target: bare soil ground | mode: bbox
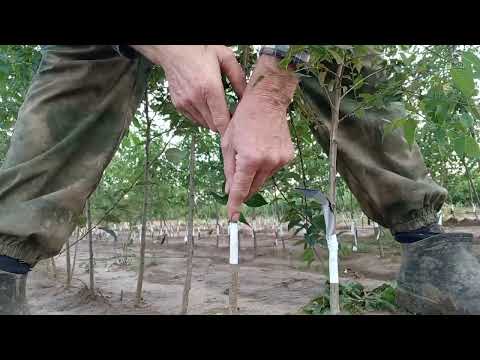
[26,220,480,315]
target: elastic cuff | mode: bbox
[390,208,439,233]
[0,236,41,267]
[0,255,31,274]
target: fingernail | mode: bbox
[230,212,240,222]
[225,181,230,194]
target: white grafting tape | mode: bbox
[229,222,239,265]
[327,234,339,284]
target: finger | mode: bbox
[227,156,258,222]
[181,107,208,129]
[222,142,235,194]
[217,48,247,99]
[206,77,231,135]
[246,169,271,200]
[195,101,217,132]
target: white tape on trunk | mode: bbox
[327,234,339,284]
[229,222,239,265]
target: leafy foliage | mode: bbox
[303,281,397,314]
[0,45,478,255]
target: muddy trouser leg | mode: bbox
[0,45,151,266]
[299,76,447,234]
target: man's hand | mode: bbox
[131,45,246,135]
[221,55,299,221]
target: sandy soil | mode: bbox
[25,222,480,315]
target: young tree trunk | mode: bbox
[462,157,479,221]
[327,62,344,315]
[71,227,80,282]
[87,199,95,297]
[374,223,384,258]
[51,257,57,280]
[215,210,220,248]
[65,234,71,288]
[136,91,152,305]
[252,227,257,258]
[181,134,196,314]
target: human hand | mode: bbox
[131,45,246,135]
[221,55,299,221]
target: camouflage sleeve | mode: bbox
[112,45,138,59]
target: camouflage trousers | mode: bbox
[0,45,446,265]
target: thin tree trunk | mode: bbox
[71,227,80,282]
[462,157,480,220]
[327,62,344,315]
[181,134,196,314]
[374,223,384,258]
[253,228,257,258]
[136,91,152,305]
[51,257,57,280]
[462,157,479,220]
[65,234,71,288]
[87,199,95,297]
[215,209,220,248]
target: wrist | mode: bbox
[129,45,170,66]
[247,55,299,109]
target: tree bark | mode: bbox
[71,227,80,282]
[327,62,344,315]
[136,91,152,305]
[462,157,479,221]
[65,234,71,288]
[181,134,196,314]
[87,199,95,297]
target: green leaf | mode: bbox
[0,63,9,74]
[239,212,250,227]
[131,116,142,130]
[288,216,302,231]
[244,193,268,207]
[454,137,466,157]
[165,148,186,163]
[354,108,366,119]
[463,51,480,78]
[451,65,475,98]
[283,172,302,182]
[465,135,480,158]
[460,113,474,129]
[302,247,315,265]
[403,118,417,149]
[209,192,228,205]
[311,215,326,233]
[327,49,344,65]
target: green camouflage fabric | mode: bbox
[0,45,444,265]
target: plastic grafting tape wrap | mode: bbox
[229,222,239,265]
[327,234,339,284]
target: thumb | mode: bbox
[217,49,247,99]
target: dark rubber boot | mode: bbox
[0,270,29,315]
[396,232,480,314]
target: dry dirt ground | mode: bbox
[26,221,480,315]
